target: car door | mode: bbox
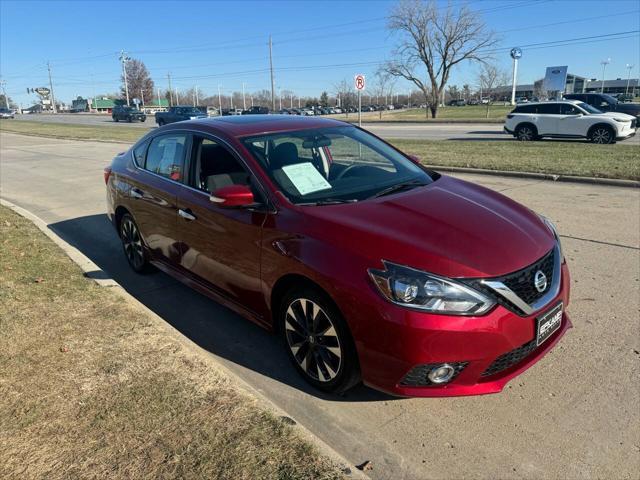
[557,103,587,137]
[127,132,189,264]
[176,134,269,313]
[536,103,560,135]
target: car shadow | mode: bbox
[48,213,397,403]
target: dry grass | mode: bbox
[389,138,640,181]
[0,206,343,480]
[0,119,146,143]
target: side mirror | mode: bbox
[407,154,421,164]
[210,184,255,208]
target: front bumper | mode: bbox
[503,126,514,135]
[349,262,571,397]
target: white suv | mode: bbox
[504,100,637,144]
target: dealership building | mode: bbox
[495,73,638,99]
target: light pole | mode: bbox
[509,47,522,106]
[119,50,131,106]
[600,58,611,93]
[218,85,222,115]
[625,64,634,95]
[242,82,246,110]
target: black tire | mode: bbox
[127,116,132,123]
[113,117,118,122]
[515,123,537,141]
[589,125,616,144]
[279,286,360,394]
[119,213,150,273]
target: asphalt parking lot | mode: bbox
[1,132,639,480]
[11,112,640,144]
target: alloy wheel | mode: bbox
[121,217,144,270]
[284,298,342,382]
[591,128,612,144]
[517,126,533,141]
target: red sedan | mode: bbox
[105,115,571,397]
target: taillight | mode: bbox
[104,166,112,185]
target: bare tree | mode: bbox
[478,63,508,118]
[533,79,547,101]
[383,0,498,118]
[372,71,396,118]
[121,58,154,105]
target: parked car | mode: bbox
[155,106,207,126]
[447,99,466,107]
[467,99,479,105]
[243,106,270,115]
[514,97,529,104]
[563,93,640,119]
[0,107,15,119]
[112,105,146,123]
[504,100,636,144]
[105,115,571,397]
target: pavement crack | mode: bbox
[560,234,639,251]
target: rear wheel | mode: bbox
[127,116,132,123]
[515,124,537,141]
[589,125,615,144]
[279,287,360,394]
[119,213,149,273]
[113,117,118,122]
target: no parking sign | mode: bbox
[354,74,366,91]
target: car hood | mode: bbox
[596,111,637,121]
[302,176,555,278]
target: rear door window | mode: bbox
[537,103,561,114]
[145,134,188,182]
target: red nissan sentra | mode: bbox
[105,115,571,397]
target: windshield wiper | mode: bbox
[370,180,428,199]
[297,198,359,206]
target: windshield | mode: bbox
[577,102,602,114]
[601,94,618,104]
[241,126,434,204]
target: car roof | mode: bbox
[188,114,348,137]
[518,100,582,106]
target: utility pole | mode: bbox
[140,89,145,108]
[600,58,611,93]
[290,93,293,109]
[175,87,179,105]
[157,88,161,108]
[195,85,199,106]
[119,50,131,106]
[47,61,57,113]
[278,87,282,110]
[218,85,222,115]
[268,35,275,111]
[167,73,173,106]
[625,64,634,95]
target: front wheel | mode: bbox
[120,213,150,273]
[590,126,615,144]
[279,287,360,394]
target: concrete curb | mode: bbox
[0,197,370,480]
[432,165,640,188]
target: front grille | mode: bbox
[481,339,537,377]
[399,362,468,386]
[463,248,555,316]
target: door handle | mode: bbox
[178,208,197,221]
[130,187,143,199]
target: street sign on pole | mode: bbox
[355,74,365,126]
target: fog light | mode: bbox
[427,364,456,384]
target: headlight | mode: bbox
[612,117,628,123]
[368,262,495,315]
[539,215,564,262]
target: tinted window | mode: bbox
[537,103,561,114]
[513,104,536,113]
[132,140,148,165]
[191,137,251,193]
[145,134,188,181]
[559,104,580,115]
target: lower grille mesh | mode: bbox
[481,340,537,377]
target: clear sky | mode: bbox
[1,0,639,106]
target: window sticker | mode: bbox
[281,162,332,195]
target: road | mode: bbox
[12,113,640,144]
[1,132,639,480]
